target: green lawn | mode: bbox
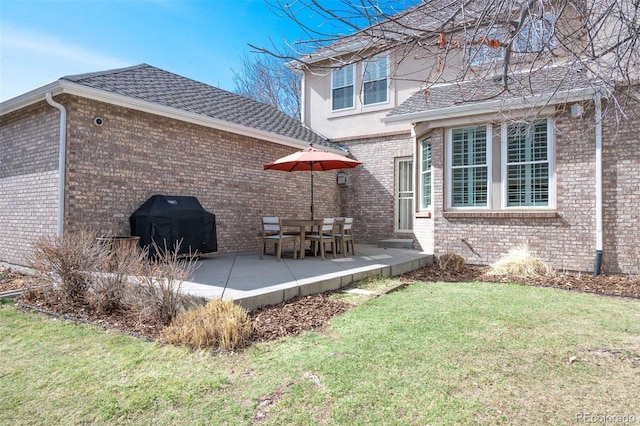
[1,281,638,425]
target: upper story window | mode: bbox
[420,137,432,210]
[515,13,556,53]
[332,64,355,111]
[470,28,504,66]
[448,125,490,207]
[363,55,388,105]
[503,119,552,207]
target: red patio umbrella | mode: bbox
[263,144,362,219]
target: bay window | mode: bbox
[503,120,552,207]
[444,119,553,211]
[448,125,490,208]
[420,137,432,209]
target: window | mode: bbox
[515,13,556,53]
[332,65,354,110]
[420,137,432,209]
[363,55,388,105]
[395,157,413,231]
[444,119,554,211]
[449,125,490,208]
[503,120,551,207]
[470,28,504,66]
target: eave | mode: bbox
[1,80,344,155]
[381,87,597,124]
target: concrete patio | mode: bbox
[182,244,433,310]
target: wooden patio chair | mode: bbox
[260,217,298,261]
[334,217,355,256]
[305,217,336,260]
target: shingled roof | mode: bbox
[62,64,338,149]
[386,64,596,120]
[298,1,517,66]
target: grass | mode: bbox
[1,280,639,425]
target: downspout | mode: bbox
[593,92,603,275]
[45,92,66,237]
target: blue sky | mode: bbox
[0,0,326,102]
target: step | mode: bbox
[377,239,414,249]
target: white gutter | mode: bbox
[382,87,596,124]
[45,92,66,237]
[2,80,346,156]
[593,92,603,275]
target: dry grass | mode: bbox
[487,244,554,278]
[161,298,253,351]
[438,252,466,271]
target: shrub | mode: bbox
[487,245,554,278]
[134,240,198,326]
[438,252,466,271]
[162,298,253,350]
[90,239,148,315]
[29,231,103,305]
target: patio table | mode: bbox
[281,219,321,259]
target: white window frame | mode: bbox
[501,118,556,209]
[470,28,504,66]
[362,54,389,106]
[331,64,355,111]
[446,124,492,210]
[395,156,414,232]
[419,137,433,210]
[515,12,557,53]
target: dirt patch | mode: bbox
[252,382,292,423]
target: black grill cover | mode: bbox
[130,195,217,256]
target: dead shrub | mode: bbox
[29,231,103,305]
[438,252,466,271]
[487,244,554,278]
[162,298,253,350]
[90,240,148,315]
[134,241,198,326]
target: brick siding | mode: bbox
[61,95,340,254]
[340,133,415,245]
[425,100,639,274]
[0,102,60,265]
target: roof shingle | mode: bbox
[63,64,339,149]
[387,64,596,118]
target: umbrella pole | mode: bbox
[310,166,314,220]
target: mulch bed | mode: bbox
[398,264,640,299]
[250,293,351,342]
[2,264,638,346]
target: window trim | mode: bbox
[362,54,390,107]
[331,64,355,112]
[515,12,557,54]
[419,136,433,211]
[446,124,493,210]
[500,118,556,210]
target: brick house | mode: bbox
[0,64,348,266]
[295,2,639,274]
[2,4,638,275]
